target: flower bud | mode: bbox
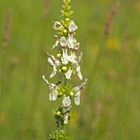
[56,111,61,116]
[57,53,61,58]
[59,92,63,96]
[70,91,74,96]
[62,66,67,72]
[65,18,70,22]
[58,68,62,73]
[63,29,68,35]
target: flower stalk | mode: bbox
[43,0,87,139]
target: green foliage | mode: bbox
[54,106,71,128]
[49,130,69,140]
[61,0,74,19]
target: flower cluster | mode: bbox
[43,0,87,127]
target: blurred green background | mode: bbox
[0,0,140,139]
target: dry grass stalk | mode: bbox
[104,1,120,37]
[92,100,103,129]
[43,0,50,19]
[2,9,12,47]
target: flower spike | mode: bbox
[43,0,87,138]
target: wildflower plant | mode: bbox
[43,0,87,139]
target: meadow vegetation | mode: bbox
[0,0,140,139]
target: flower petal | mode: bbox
[53,21,63,30]
[76,65,83,80]
[61,49,69,65]
[78,52,83,63]
[65,69,73,79]
[64,114,69,124]
[47,53,60,66]
[60,37,67,48]
[68,35,74,49]
[48,57,54,66]
[47,54,60,78]
[62,96,71,107]
[68,52,77,63]
[74,90,80,105]
[42,75,49,84]
[52,40,59,49]
[73,42,80,51]
[68,20,78,33]
[50,68,57,78]
[42,75,59,101]
[49,90,58,101]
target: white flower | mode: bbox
[61,49,69,65]
[74,90,80,105]
[62,96,71,107]
[65,69,73,79]
[75,64,83,80]
[60,37,67,48]
[61,49,77,65]
[47,54,60,78]
[72,86,80,105]
[48,57,57,78]
[64,113,69,124]
[53,21,64,30]
[68,35,75,49]
[68,52,77,63]
[68,20,78,33]
[61,50,83,80]
[61,49,83,80]
[67,35,80,50]
[72,52,83,80]
[49,89,58,101]
[72,79,88,105]
[73,42,80,51]
[42,75,59,101]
